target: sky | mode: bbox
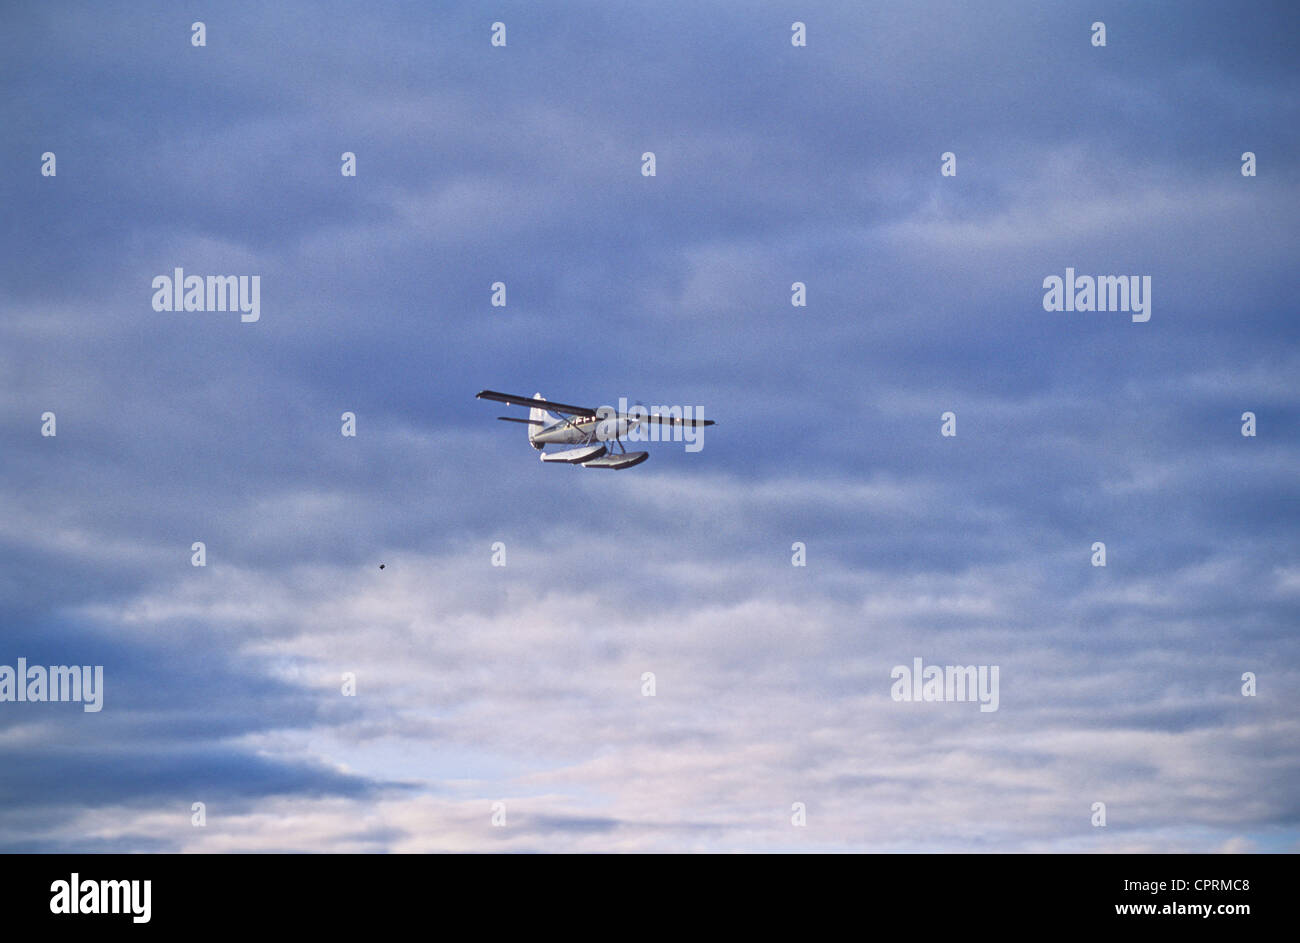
[1,0,1297,852]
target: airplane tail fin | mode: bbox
[528,393,552,450]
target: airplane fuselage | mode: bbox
[532,416,641,445]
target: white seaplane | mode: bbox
[476,389,715,469]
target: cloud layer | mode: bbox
[1,0,1297,852]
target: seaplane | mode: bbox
[476,389,715,469]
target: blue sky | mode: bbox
[1,0,1297,851]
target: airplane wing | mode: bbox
[636,413,716,427]
[476,390,598,417]
[477,390,716,425]
[495,416,548,426]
